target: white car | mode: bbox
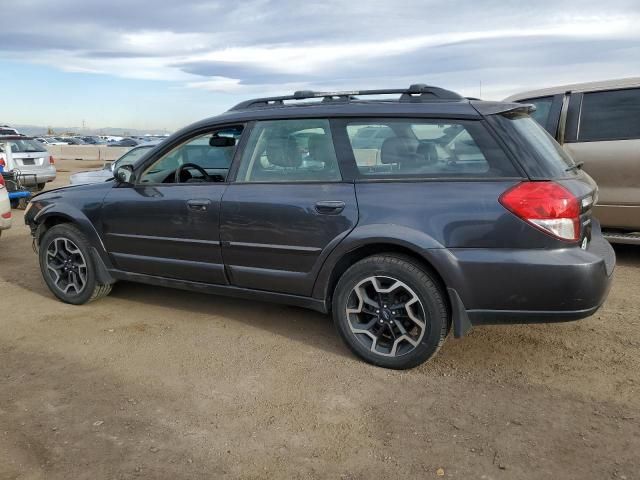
[0,135,56,190]
[36,137,67,146]
[0,174,12,238]
[0,125,19,135]
[69,140,161,185]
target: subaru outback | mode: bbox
[24,85,615,369]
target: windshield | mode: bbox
[494,113,577,178]
[0,138,48,153]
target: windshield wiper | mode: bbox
[23,149,44,153]
[565,161,584,172]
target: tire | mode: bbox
[332,254,450,369]
[36,183,46,192]
[39,224,112,305]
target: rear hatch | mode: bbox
[486,110,598,250]
[1,137,50,170]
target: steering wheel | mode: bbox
[174,163,212,183]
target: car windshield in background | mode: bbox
[493,113,576,178]
[0,138,47,153]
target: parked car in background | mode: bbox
[108,138,139,147]
[60,137,86,145]
[0,125,20,136]
[69,140,161,185]
[0,135,56,190]
[37,137,67,146]
[0,174,11,239]
[76,136,105,145]
[505,77,640,244]
[26,84,614,369]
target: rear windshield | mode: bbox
[493,113,578,179]
[0,138,48,153]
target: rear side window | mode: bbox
[579,88,640,141]
[524,96,554,128]
[344,119,518,178]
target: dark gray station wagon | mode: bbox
[25,85,615,369]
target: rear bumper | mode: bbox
[15,167,57,185]
[432,223,615,333]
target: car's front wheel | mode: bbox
[332,254,450,369]
[39,224,112,305]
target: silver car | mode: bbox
[69,140,161,185]
[0,135,56,190]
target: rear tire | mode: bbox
[332,254,450,369]
[36,183,46,191]
[39,224,112,305]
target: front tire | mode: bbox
[332,255,450,369]
[39,224,112,305]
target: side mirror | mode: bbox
[114,164,135,184]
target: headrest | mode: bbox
[417,142,438,164]
[308,133,332,163]
[380,137,421,165]
[266,136,302,168]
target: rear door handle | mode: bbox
[315,200,346,214]
[187,199,211,212]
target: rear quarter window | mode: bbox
[578,88,640,142]
[342,119,519,179]
[492,113,579,179]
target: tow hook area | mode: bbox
[447,288,473,338]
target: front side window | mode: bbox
[235,119,341,183]
[139,126,243,184]
[579,88,640,141]
[345,119,517,178]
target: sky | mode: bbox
[0,0,639,131]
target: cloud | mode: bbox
[0,0,639,99]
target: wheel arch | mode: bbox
[314,240,449,311]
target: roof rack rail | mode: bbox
[228,84,463,111]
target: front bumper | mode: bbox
[432,222,615,334]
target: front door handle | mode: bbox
[315,200,346,214]
[187,199,211,212]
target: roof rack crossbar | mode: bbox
[229,84,463,111]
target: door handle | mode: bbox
[187,199,211,212]
[315,200,346,214]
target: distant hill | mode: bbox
[8,124,172,137]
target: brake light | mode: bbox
[49,155,55,164]
[0,175,4,188]
[1,211,10,219]
[499,181,580,241]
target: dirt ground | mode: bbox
[1,160,639,480]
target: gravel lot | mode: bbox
[1,161,639,480]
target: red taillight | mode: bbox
[0,175,4,188]
[49,155,55,165]
[1,211,11,219]
[499,181,580,242]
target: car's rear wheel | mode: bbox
[332,254,450,369]
[39,224,112,305]
[36,183,46,191]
